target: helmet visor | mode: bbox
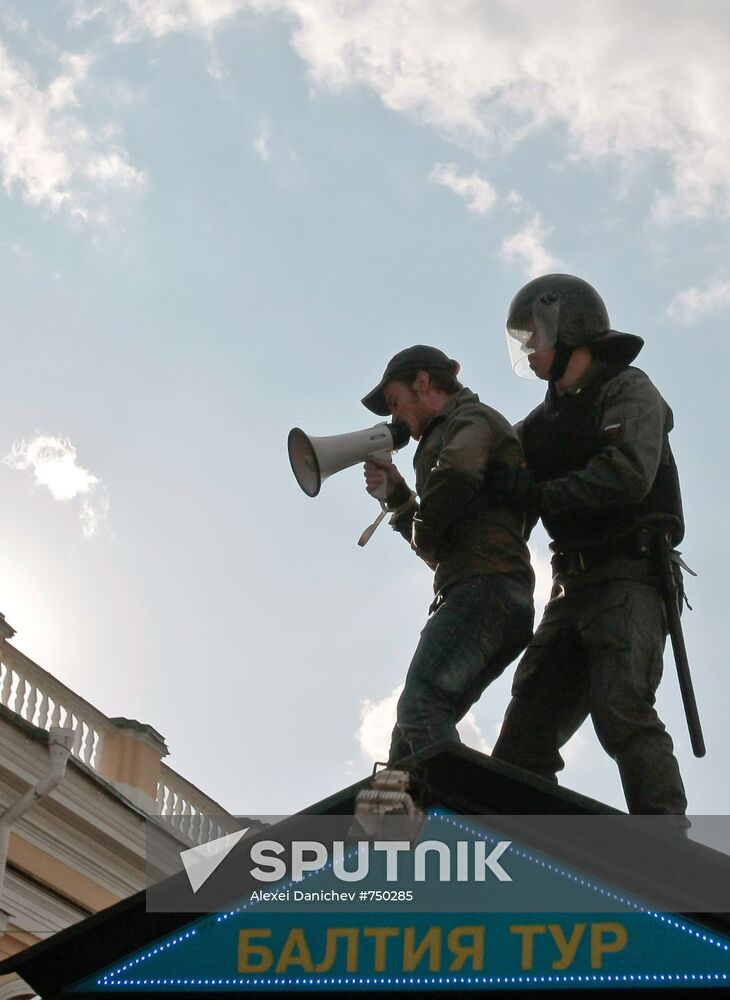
[506,295,561,379]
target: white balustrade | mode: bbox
[155,764,241,845]
[0,637,238,843]
[0,640,111,770]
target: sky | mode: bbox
[0,0,727,820]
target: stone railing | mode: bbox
[155,764,243,845]
[0,632,239,844]
[0,637,112,771]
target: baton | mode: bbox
[650,529,706,758]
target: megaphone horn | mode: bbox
[288,421,410,498]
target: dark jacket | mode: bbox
[521,363,684,587]
[389,387,533,595]
[523,364,683,545]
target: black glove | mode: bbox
[484,463,542,517]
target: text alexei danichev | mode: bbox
[251,889,357,903]
[250,888,416,903]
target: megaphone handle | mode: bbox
[358,504,387,547]
[369,449,392,502]
[359,449,396,545]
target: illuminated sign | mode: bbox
[74,912,730,992]
[74,811,730,992]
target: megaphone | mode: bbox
[288,421,410,498]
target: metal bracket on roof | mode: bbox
[348,768,424,844]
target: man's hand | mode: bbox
[485,462,542,517]
[364,456,405,500]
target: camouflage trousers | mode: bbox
[492,576,687,815]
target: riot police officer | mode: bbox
[489,273,688,816]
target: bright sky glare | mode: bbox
[0,1,727,818]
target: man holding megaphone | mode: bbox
[361,345,535,766]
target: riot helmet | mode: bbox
[506,273,644,380]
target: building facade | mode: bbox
[0,613,240,1000]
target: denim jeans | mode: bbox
[388,572,534,764]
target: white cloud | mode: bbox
[85,149,147,190]
[252,121,271,162]
[357,684,491,761]
[666,276,730,324]
[207,58,226,82]
[358,685,400,762]
[73,0,263,40]
[6,435,99,501]
[528,543,553,619]
[4,434,109,538]
[0,41,146,219]
[506,190,526,212]
[81,490,111,539]
[282,1,730,223]
[429,162,496,217]
[1,10,29,34]
[1,240,30,262]
[249,117,305,188]
[78,1,730,223]
[561,727,593,770]
[499,212,557,278]
[457,710,491,755]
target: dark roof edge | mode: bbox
[5,743,726,999]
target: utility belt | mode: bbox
[551,522,692,582]
[550,532,650,578]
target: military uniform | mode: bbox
[492,361,688,815]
